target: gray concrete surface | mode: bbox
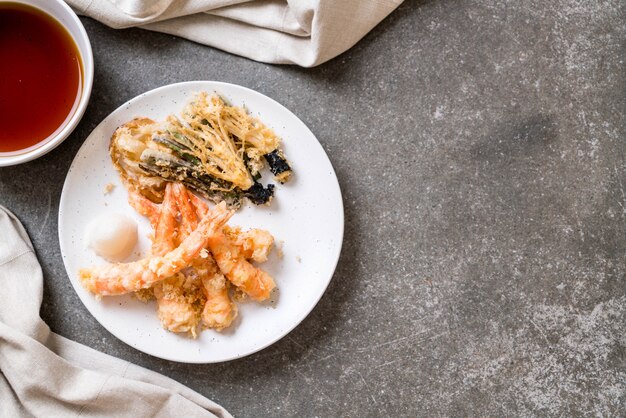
[1,0,624,416]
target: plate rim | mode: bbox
[58,80,344,363]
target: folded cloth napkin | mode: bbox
[0,205,231,417]
[66,0,403,67]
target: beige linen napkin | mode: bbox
[0,205,231,417]
[66,0,403,67]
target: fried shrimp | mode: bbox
[200,266,237,330]
[151,183,200,336]
[79,202,232,295]
[207,230,276,301]
[176,184,238,330]
[189,192,276,301]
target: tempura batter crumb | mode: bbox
[103,183,115,194]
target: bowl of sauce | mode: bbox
[0,0,93,166]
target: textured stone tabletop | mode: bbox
[1,0,624,416]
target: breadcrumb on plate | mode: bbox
[134,288,155,302]
[103,183,115,194]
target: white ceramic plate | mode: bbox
[58,81,343,363]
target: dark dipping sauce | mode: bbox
[0,3,82,153]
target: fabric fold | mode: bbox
[65,0,403,67]
[0,205,231,417]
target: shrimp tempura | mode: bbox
[79,202,232,295]
[190,193,276,301]
[176,184,238,330]
[152,183,200,336]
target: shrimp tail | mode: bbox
[189,192,209,218]
[127,189,160,227]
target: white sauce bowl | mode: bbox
[0,0,94,166]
